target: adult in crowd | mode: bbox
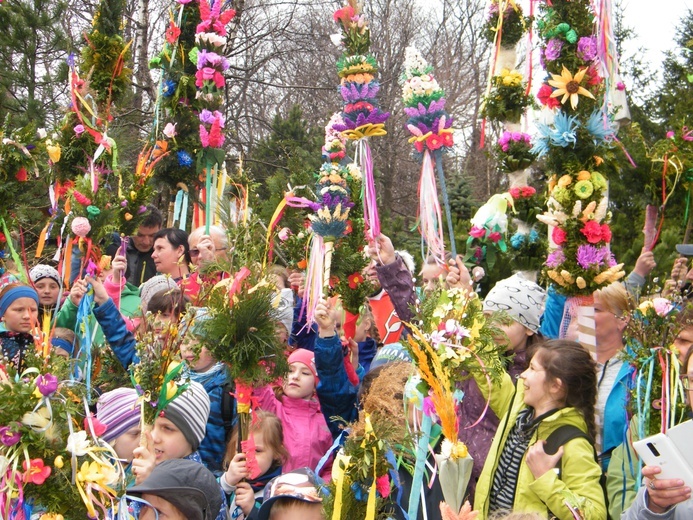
[105,205,163,287]
[621,346,693,519]
[152,228,191,281]
[186,225,230,302]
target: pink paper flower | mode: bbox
[652,297,674,317]
[488,231,502,243]
[469,226,486,238]
[376,474,391,498]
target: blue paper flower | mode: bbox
[510,232,525,249]
[162,79,177,97]
[550,112,579,148]
[177,150,193,167]
[584,110,616,146]
[528,229,539,243]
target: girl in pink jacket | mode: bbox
[254,348,334,479]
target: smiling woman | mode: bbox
[0,283,39,370]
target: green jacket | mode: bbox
[55,282,141,346]
[473,372,607,520]
[605,416,641,519]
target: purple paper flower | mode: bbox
[577,36,598,62]
[576,244,610,269]
[199,109,225,127]
[544,39,563,61]
[36,373,58,396]
[197,50,229,71]
[0,425,21,446]
[545,248,566,268]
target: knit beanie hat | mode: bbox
[139,275,178,312]
[162,380,210,452]
[97,388,141,443]
[287,348,317,384]
[29,264,60,285]
[482,273,547,333]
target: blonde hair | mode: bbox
[268,500,323,519]
[224,410,289,469]
[594,281,630,316]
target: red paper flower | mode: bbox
[414,141,425,153]
[376,474,391,498]
[600,223,612,243]
[348,272,364,289]
[72,190,92,206]
[508,187,521,199]
[580,220,603,244]
[333,5,355,23]
[552,226,567,246]
[426,133,444,151]
[585,65,602,86]
[469,226,486,239]
[442,132,454,147]
[83,414,108,437]
[520,186,536,197]
[344,220,353,234]
[0,232,5,243]
[537,84,560,109]
[55,180,74,198]
[165,22,181,44]
[23,459,51,485]
[15,167,28,182]
[488,232,502,243]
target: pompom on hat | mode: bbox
[482,273,547,333]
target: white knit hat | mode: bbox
[29,264,60,285]
[139,275,179,312]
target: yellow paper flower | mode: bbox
[46,144,61,163]
[557,175,573,188]
[548,66,595,110]
[499,68,523,87]
[577,170,591,181]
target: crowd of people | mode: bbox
[1,205,693,520]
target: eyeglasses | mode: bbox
[680,374,693,390]
[189,247,227,257]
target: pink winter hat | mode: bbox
[288,348,318,383]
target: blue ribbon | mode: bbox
[314,430,346,477]
[385,449,408,520]
[74,284,95,395]
[407,413,432,520]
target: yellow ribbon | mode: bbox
[366,447,377,520]
[331,453,351,520]
[341,123,387,140]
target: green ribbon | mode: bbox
[0,217,28,283]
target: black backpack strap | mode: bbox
[221,380,236,442]
[545,425,592,456]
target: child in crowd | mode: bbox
[180,307,232,475]
[352,301,381,374]
[96,387,141,486]
[0,282,39,370]
[254,348,333,478]
[255,468,325,520]
[131,380,228,520]
[128,459,223,520]
[29,263,61,323]
[474,340,606,519]
[221,410,289,519]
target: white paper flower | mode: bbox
[37,128,47,139]
[66,430,91,456]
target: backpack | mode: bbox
[544,425,612,520]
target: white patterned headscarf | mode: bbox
[483,273,547,333]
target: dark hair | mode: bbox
[147,288,186,317]
[154,228,191,265]
[533,339,598,441]
[140,205,163,229]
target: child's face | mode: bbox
[151,416,193,462]
[253,430,277,477]
[111,425,141,463]
[180,339,216,373]
[2,297,38,333]
[283,362,315,400]
[140,494,186,520]
[34,279,60,307]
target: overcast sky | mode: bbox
[620,0,691,75]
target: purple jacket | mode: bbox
[458,349,528,503]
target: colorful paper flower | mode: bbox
[574,180,594,199]
[548,66,595,110]
[15,167,28,182]
[552,227,567,246]
[36,373,58,396]
[580,220,604,244]
[348,272,364,290]
[0,424,21,446]
[23,458,52,485]
[165,22,181,44]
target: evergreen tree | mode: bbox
[249,105,322,222]
[0,0,70,127]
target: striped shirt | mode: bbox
[489,408,539,513]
